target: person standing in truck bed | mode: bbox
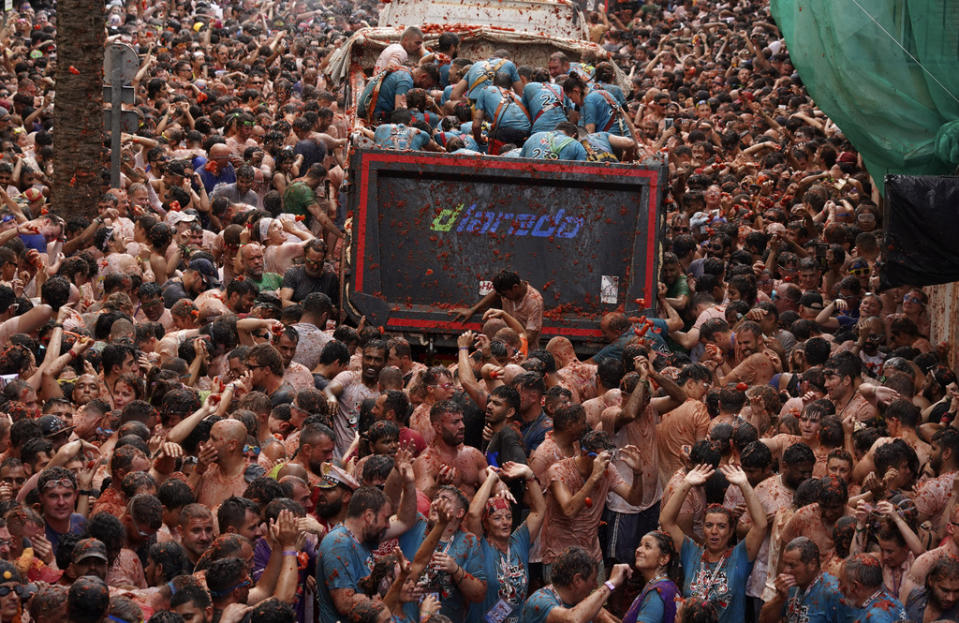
[455,270,543,348]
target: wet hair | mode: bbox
[844,554,883,589]
[784,536,820,565]
[740,440,772,469]
[147,541,191,582]
[550,546,596,588]
[679,598,719,623]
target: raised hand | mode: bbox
[500,461,534,481]
[684,463,715,487]
[719,464,749,488]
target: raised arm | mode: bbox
[661,464,714,550]
[720,465,767,559]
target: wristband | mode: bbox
[604,580,616,592]
[282,549,297,556]
[78,489,97,497]
[458,347,469,351]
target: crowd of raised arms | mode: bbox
[0,0,950,623]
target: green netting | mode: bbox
[769,0,959,193]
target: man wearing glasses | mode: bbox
[279,239,338,308]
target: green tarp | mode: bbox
[769,0,959,193]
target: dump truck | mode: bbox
[325,0,666,349]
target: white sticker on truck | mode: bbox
[601,275,619,304]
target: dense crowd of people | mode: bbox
[0,0,952,623]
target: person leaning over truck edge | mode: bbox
[454,270,544,348]
[358,63,440,125]
[450,52,524,102]
[471,72,532,155]
[520,122,589,162]
[374,26,429,73]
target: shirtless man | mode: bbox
[546,336,598,401]
[781,476,850,566]
[582,359,623,429]
[702,320,782,386]
[823,353,879,423]
[900,505,959,602]
[413,400,487,499]
[190,419,251,508]
[852,399,931,483]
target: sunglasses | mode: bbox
[0,586,23,598]
[903,295,923,304]
[41,478,75,491]
[848,268,869,276]
[243,444,261,456]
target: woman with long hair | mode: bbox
[660,464,767,623]
[623,530,683,623]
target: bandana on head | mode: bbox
[483,497,511,521]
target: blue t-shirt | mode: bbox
[522,82,568,133]
[474,86,531,134]
[360,68,414,118]
[520,586,573,623]
[781,573,843,623]
[417,531,487,623]
[45,514,86,554]
[316,524,374,623]
[595,82,626,104]
[519,411,552,454]
[464,58,520,100]
[593,318,671,364]
[581,132,619,162]
[19,233,47,252]
[477,525,531,623]
[435,131,481,152]
[581,89,630,137]
[194,156,236,193]
[412,110,442,129]
[680,539,753,623]
[373,124,430,151]
[848,590,907,623]
[520,132,587,161]
[633,588,664,623]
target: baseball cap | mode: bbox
[23,187,43,203]
[188,257,220,288]
[317,463,359,490]
[799,292,824,310]
[72,538,108,564]
[37,414,73,438]
[168,211,198,226]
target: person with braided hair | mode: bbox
[623,530,683,623]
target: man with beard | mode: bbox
[133,282,173,329]
[313,463,360,528]
[178,504,215,566]
[244,344,295,407]
[280,239,339,307]
[413,400,489,499]
[760,537,842,623]
[272,326,314,392]
[324,339,388,458]
[413,485,487,622]
[161,257,220,308]
[316,487,398,622]
[239,243,282,293]
[703,320,782,387]
[483,385,526,469]
[905,557,959,622]
[292,422,336,487]
[838,555,906,623]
